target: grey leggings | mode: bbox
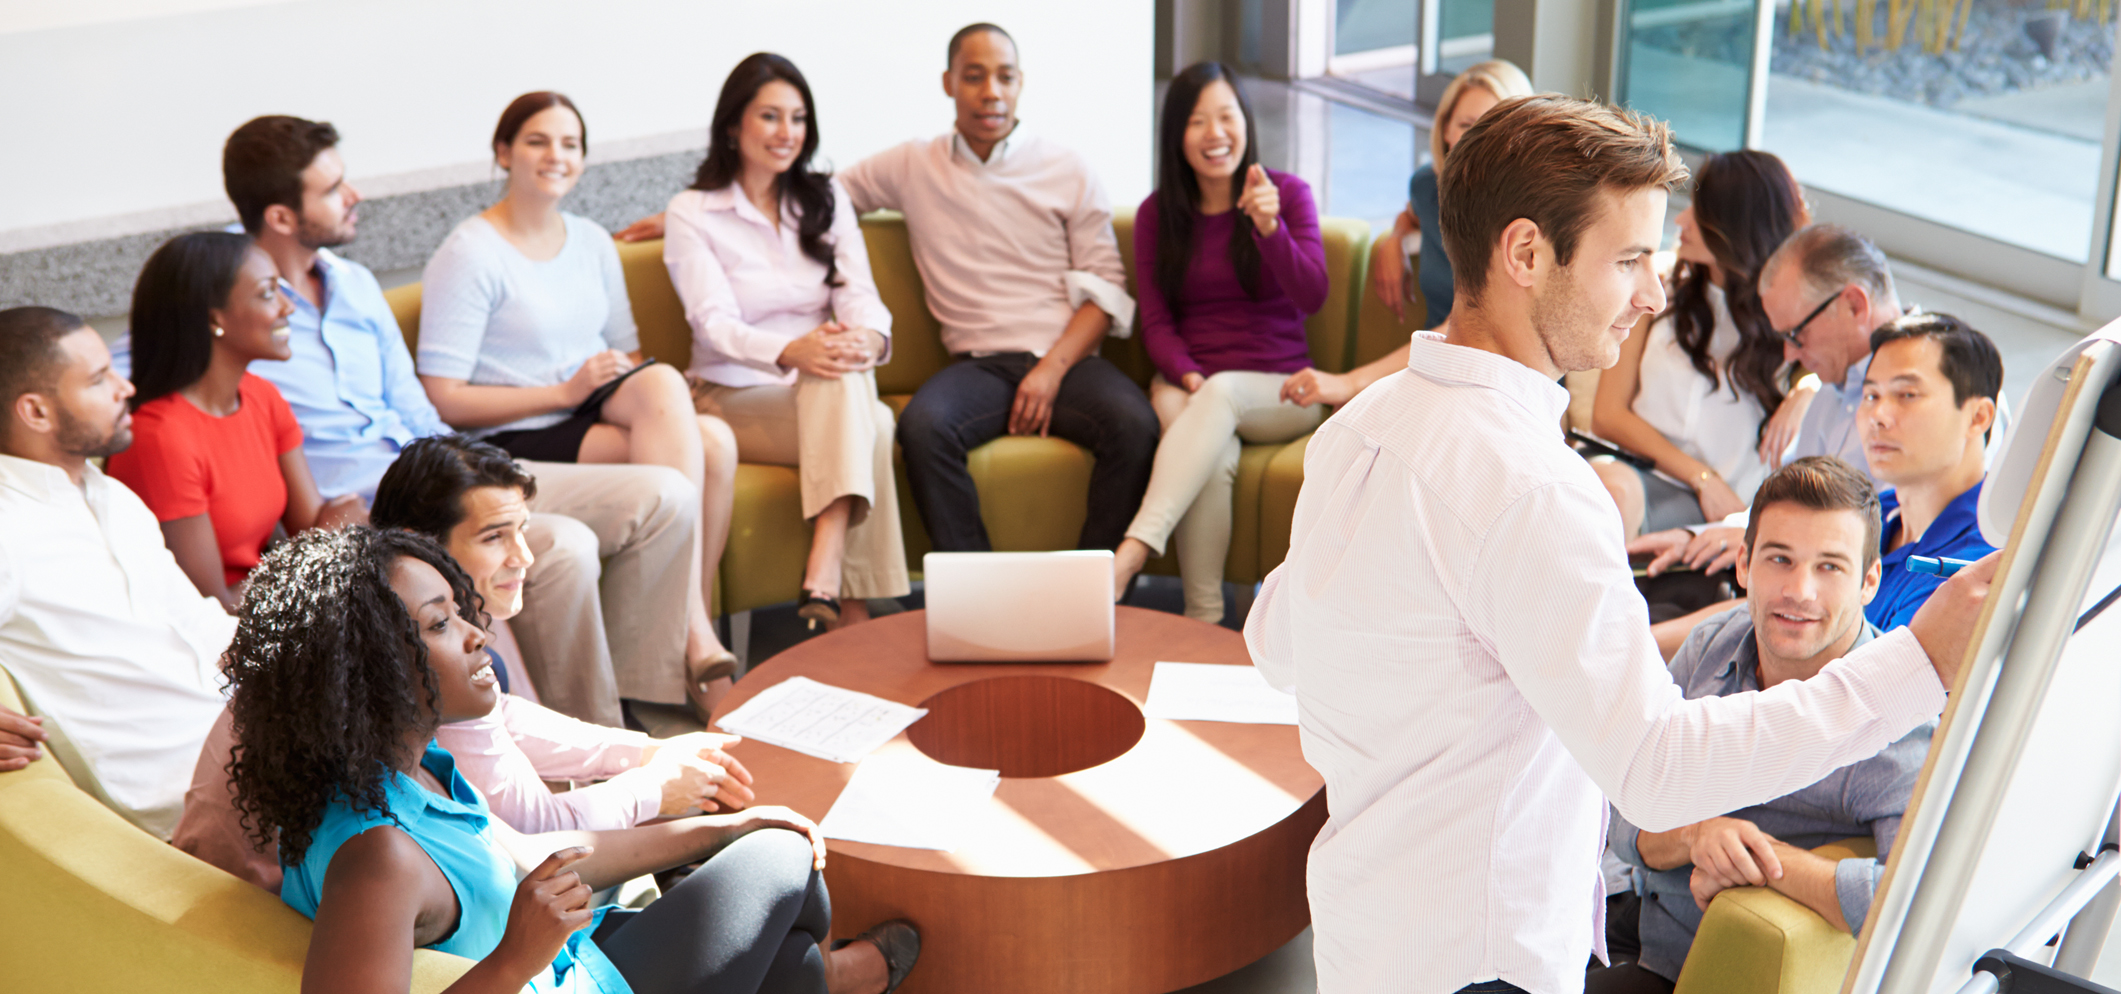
[593,828,832,994]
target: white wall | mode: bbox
[0,0,1154,249]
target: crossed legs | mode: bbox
[693,371,910,631]
[1113,371,1324,620]
[577,364,737,707]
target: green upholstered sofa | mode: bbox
[0,665,474,993]
[384,207,1377,618]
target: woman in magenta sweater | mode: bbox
[1110,62,1329,622]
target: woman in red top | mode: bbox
[107,232,366,612]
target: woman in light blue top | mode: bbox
[225,527,919,994]
[415,89,741,716]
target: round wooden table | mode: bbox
[711,606,1326,994]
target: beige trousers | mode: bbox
[1127,371,1326,622]
[514,460,698,725]
[691,370,911,599]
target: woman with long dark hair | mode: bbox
[414,90,740,719]
[1589,149,1815,536]
[227,526,919,994]
[106,231,363,611]
[663,53,907,631]
[1107,62,1328,621]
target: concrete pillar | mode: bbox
[1491,0,1618,101]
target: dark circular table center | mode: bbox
[906,675,1146,778]
[711,607,1326,994]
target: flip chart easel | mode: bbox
[1844,325,2121,994]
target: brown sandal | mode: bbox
[685,651,739,724]
[797,591,841,632]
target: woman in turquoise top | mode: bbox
[223,527,919,994]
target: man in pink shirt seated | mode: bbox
[172,434,754,891]
[837,23,1159,552]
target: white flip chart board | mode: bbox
[1844,321,2121,994]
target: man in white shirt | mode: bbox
[0,306,234,838]
[837,23,1158,552]
[1245,96,1995,994]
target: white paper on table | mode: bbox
[714,676,927,764]
[819,751,1000,852]
[1141,661,1298,724]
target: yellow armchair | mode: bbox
[0,664,474,992]
[1672,837,1877,994]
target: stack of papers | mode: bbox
[1141,661,1298,724]
[820,752,1001,852]
[715,676,928,763]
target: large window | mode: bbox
[1617,0,1766,155]
[1324,0,1495,102]
[1762,0,2110,264]
[1614,0,2121,316]
[1332,0,1419,99]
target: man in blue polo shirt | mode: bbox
[1859,312,2002,630]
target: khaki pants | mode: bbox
[515,461,698,725]
[1128,371,1325,622]
[691,371,910,599]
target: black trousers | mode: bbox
[895,352,1159,551]
[593,829,831,994]
[1585,891,1675,994]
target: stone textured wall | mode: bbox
[1,147,703,320]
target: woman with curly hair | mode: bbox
[1589,150,1815,537]
[224,527,918,994]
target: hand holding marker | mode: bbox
[1908,555,1977,577]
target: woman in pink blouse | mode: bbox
[665,53,908,631]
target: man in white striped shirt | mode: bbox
[1245,96,1996,994]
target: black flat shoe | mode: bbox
[858,919,920,992]
[797,591,841,632]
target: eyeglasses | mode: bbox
[1774,287,1845,346]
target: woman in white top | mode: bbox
[416,91,740,718]
[1591,149,1816,536]
[666,53,907,631]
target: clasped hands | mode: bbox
[0,704,46,771]
[1630,525,1746,577]
[778,321,886,379]
[1675,816,1789,911]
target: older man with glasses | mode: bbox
[1757,224,1906,481]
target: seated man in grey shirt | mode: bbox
[1592,455,1931,994]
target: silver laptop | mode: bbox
[923,551,1116,662]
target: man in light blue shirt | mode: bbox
[216,116,700,727]
[254,243,444,499]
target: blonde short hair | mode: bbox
[1430,59,1535,166]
